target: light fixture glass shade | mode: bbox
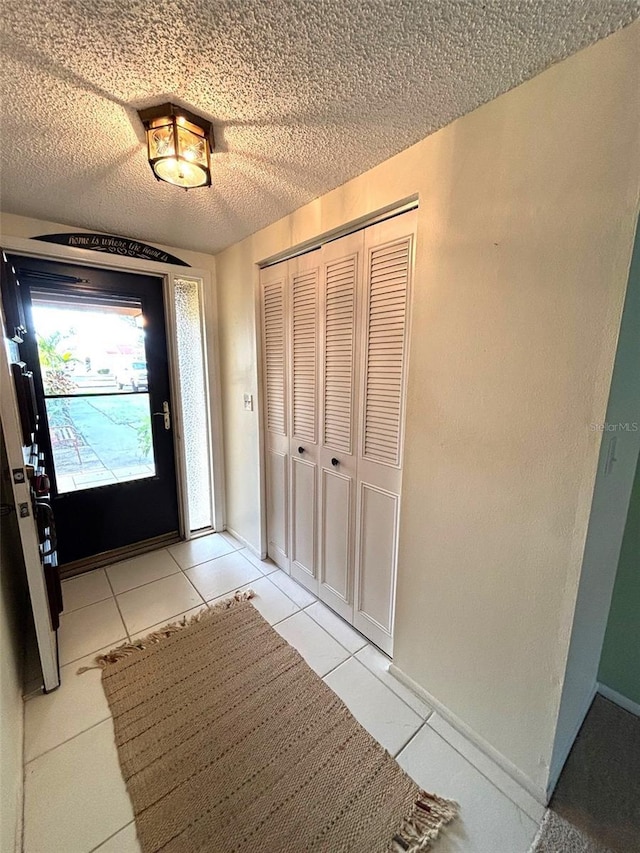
[154,158,208,188]
[138,104,213,189]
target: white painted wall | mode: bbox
[213,21,640,798]
[549,218,640,793]
[0,429,27,853]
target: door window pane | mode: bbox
[45,395,156,493]
[31,291,156,494]
[174,277,212,531]
[31,293,146,396]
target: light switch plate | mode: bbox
[243,393,253,411]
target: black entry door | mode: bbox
[12,255,180,565]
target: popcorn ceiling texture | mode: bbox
[1,1,638,255]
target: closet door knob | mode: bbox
[331,458,339,467]
[298,446,305,454]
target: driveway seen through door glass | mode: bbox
[32,293,157,494]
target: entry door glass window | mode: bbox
[31,290,156,493]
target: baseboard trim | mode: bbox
[597,682,640,717]
[546,681,597,801]
[388,663,548,805]
[224,526,264,559]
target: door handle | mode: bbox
[331,458,339,467]
[152,401,171,430]
[298,446,305,454]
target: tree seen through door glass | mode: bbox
[32,295,157,494]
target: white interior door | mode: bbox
[317,230,364,620]
[288,250,321,592]
[353,211,416,655]
[260,260,290,571]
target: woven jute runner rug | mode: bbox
[92,592,457,852]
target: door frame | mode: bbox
[1,236,225,538]
[0,317,59,691]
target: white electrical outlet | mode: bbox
[243,393,253,411]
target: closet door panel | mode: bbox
[356,483,399,633]
[354,210,416,655]
[260,261,290,571]
[267,450,288,564]
[317,231,363,620]
[289,251,321,592]
[320,467,352,603]
[291,456,316,580]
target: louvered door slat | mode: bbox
[292,272,318,442]
[363,239,410,466]
[263,281,286,435]
[323,256,356,454]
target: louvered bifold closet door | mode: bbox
[289,250,321,593]
[260,260,290,571]
[317,230,364,621]
[354,210,416,655]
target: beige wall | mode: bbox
[214,21,640,796]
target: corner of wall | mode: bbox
[548,213,640,795]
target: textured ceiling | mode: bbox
[1,1,638,256]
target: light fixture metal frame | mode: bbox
[137,102,215,189]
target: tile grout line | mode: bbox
[393,721,430,759]
[87,820,136,853]
[352,651,434,720]
[178,563,209,607]
[289,597,433,721]
[423,721,541,822]
[319,652,356,681]
[320,649,431,723]
[24,717,111,767]
[104,567,132,642]
[111,565,193,598]
[59,637,128,670]
[60,592,113,615]
[165,546,184,572]
[393,721,427,759]
[170,545,239,573]
[258,570,314,610]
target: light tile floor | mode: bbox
[23,532,542,853]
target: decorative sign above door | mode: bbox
[32,233,190,267]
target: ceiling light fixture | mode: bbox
[137,103,214,190]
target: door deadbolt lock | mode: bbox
[152,401,171,430]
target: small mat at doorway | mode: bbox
[95,593,457,852]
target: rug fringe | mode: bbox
[76,589,256,674]
[389,791,458,852]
